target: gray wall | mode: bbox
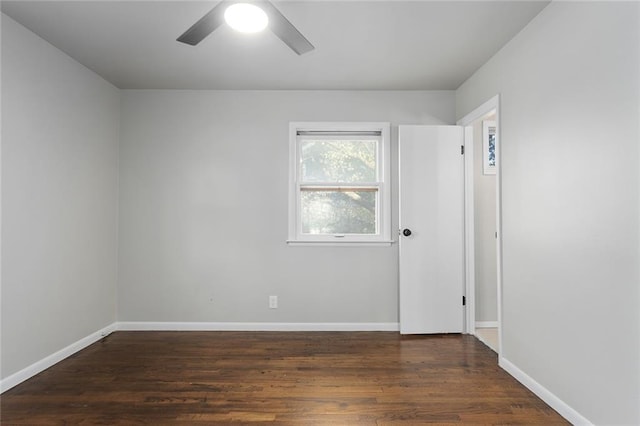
[456,2,639,424]
[1,15,120,379]
[118,90,454,323]
[473,116,497,323]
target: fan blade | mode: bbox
[177,1,228,46]
[259,1,314,55]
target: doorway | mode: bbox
[471,111,498,351]
[458,95,502,354]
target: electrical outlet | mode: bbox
[269,295,278,309]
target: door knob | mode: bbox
[402,228,412,237]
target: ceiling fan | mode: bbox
[177,0,315,55]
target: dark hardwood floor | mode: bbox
[1,331,568,424]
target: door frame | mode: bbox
[457,94,502,354]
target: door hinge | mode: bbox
[461,145,465,155]
[462,296,466,306]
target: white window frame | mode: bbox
[287,122,392,246]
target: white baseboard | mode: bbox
[117,322,400,332]
[1,321,398,393]
[475,321,499,328]
[0,322,117,393]
[499,356,593,425]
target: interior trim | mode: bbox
[117,322,400,332]
[499,356,593,425]
[0,322,117,393]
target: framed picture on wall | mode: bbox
[483,120,496,175]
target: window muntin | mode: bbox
[289,123,391,244]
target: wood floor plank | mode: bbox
[0,331,569,424]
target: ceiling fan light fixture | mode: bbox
[224,3,269,33]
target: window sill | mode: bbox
[286,240,395,247]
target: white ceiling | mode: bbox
[1,1,549,90]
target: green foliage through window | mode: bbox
[301,189,377,234]
[300,139,377,183]
[298,138,379,235]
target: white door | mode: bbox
[399,125,465,334]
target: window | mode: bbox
[288,122,391,245]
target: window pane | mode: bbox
[300,139,377,183]
[301,190,377,234]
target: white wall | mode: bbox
[1,15,120,379]
[118,90,454,324]
[473,115,497,323]
[456,2,639,424]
